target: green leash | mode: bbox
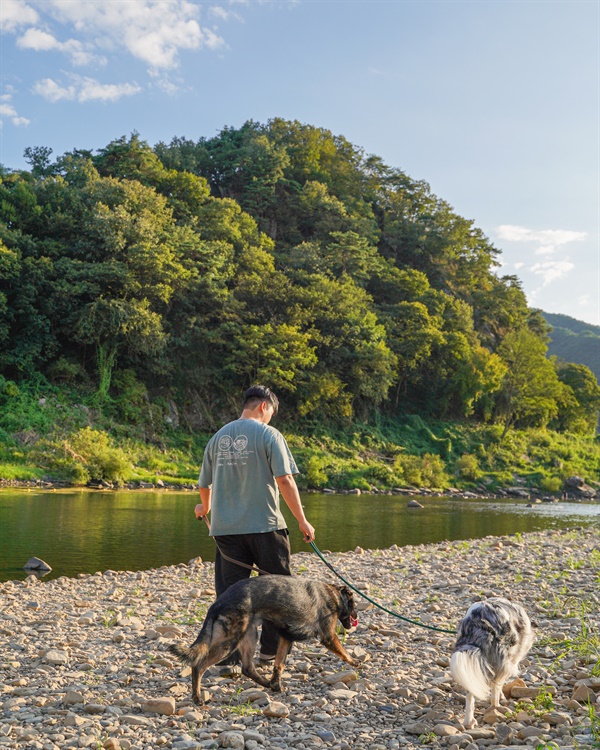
[309,540,456,636]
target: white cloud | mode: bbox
[24,0,224,73]
[33,75,141,103]
[154,77,182,95]
[578,294,590,307]
[17,27,58,50]
[534,245,556,256]
[17,26,102,65]
[0,103,30,127]
[514,262,525,269]
[77,77,141,102]
[0,85,16,102]
[209,5,243,22]
[0,87,30,127]
[0,0,38,32]
[496,224,587,246]
[530,260,575,285]
[496,224,587,262]
[32,78,76,102]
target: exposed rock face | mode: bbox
[505,487,530,498]
[564,475,597,497]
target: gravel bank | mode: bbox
[1,528,599,750]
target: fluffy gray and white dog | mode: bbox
[450,597,534,728]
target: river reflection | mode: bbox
[0,490,597,581]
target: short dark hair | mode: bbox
[243,385,279,414]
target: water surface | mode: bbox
[0,490,597,581]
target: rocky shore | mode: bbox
[1,528,599,750]
[1,477,597,504]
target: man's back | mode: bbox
[199,418,297,536]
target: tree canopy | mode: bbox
[1,121,597,435]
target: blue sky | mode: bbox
[1,0,598,326]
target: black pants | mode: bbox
[214,529,292,659]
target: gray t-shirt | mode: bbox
[199,418,299,537]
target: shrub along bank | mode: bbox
[0,379,598,496]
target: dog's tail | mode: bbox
[168,640,209,667]
[450,648,491,701]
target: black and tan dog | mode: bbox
[169,575,360,703]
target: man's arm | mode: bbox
[276,474,315,542]
[195,486,211,519]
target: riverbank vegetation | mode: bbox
[1,121,599,490]
[0,376,598,493]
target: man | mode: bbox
[195,384,315,665]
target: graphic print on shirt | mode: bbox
[218,436,232,451]
[216,433,253,469]
[233,435,248,451]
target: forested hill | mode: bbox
[1,120,599,449]
[543,312,600,382]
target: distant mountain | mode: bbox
[543,312,600,382]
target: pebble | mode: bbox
[0,528,598,750]
[518,726,544,739]
[495,723,514,744]
[572,684,596,702]
[322,670,358,685]
[44,649,69,665]
[263,702,289,718]
[64,690,84,705]
[433,723,459,736]
[217,731,245,748]
[328,688,357,700]
[316,729,336,742]
[142,697,176,715]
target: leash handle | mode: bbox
[309,541,456,635]
[199,514,210,531]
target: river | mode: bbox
[0,490,597,581]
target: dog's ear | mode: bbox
[339,585,353,602]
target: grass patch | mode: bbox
[537,603,600,673]
[0,463,46,481]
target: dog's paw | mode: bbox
[464,719,478,730]
[348,647,370,664]
[269,680,282,692]
[192,688,211,705]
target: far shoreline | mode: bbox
[1,478,597,504]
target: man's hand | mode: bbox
[196,487,211,521]
[276,474,315,543]
[299,519,315,543]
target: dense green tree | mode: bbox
[496,328,564,437]
[302,275,397,410]
[552,362,600,434]
[0,122,588,432]
[23,146,54,177]
[0,240,20,350]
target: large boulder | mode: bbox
[565,475,585,487]
[564,476,597,498]
[23,557,52,572]
[505,487,530,498]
